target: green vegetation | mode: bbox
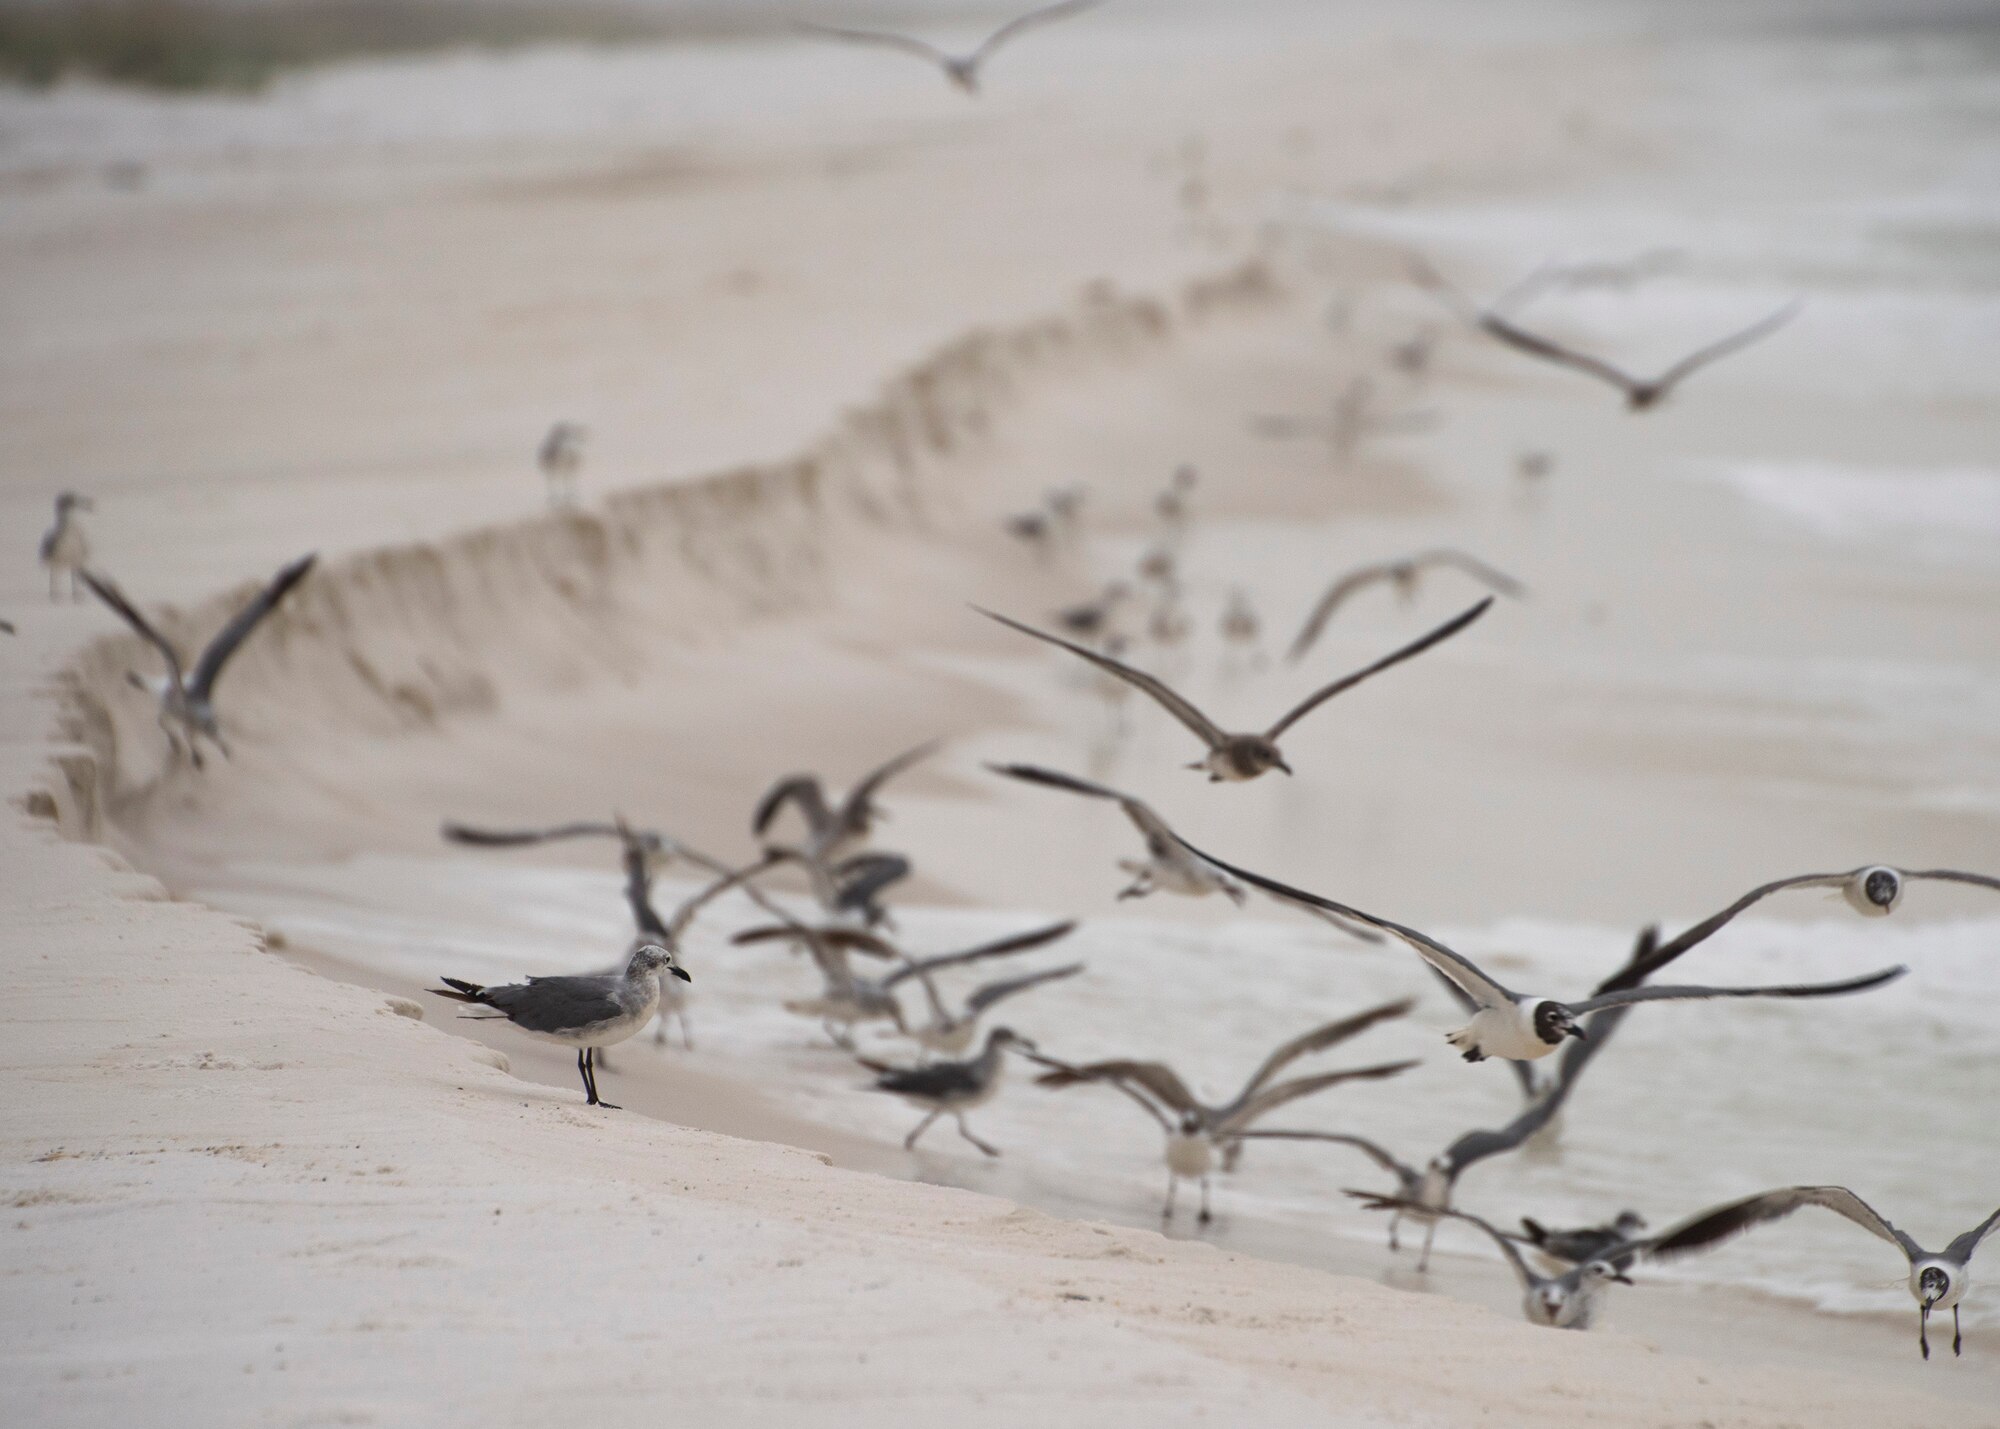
[0,2,714,93]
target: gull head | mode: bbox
[629,942,691,983]
[1532,1001,1585,1047]
[1844,866,1903,917]
[1919,1266,1951,1309]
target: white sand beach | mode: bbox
[4,2,1999,1424]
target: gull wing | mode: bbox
[986,762,1180,851]
[792,20,952,65]
[1945,1208,2000,1266]
[1361,1199,1539,1289]
[1597,871,1854,992]
[977,606,1228,749]
[80,570,185,689]
[830,851,913,915]
[189,553,316,699]
[1232,998,1416,1106]
[1221,1060,1420,1135]
[1909,868,2000,894]
[1442,1005,1630,1173]
[1414,549,1526,597]
[666,851,785,941]
[1229,1130,1417,1183]
[963,961,1084,1016]
[1033,1058,1200,1119]
[620,840,669,940]
[752,775,833,839]
[1475,311,1644,399]
[730,923,902,961]
[970,0,1105,65]
[1284,563,1396,661]
[1650,1185,1922,1263]
[839,740,941,826]
[881,920,1079,989]
[1263,597,1492,739]
[1646,301,1800,399]
[441,820,625,847]
[1568,965,1906,1016]
[1175,838,1518,1006]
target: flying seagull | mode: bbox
[83,554,316,769]
[794,0,1103,94]
[984,763,1380,942]
[1414,255,1799,410]
[1287,550,1525,662]
[1352,1199,1636,1330]
[753,740,939,868]
[1649,1187,2000,1359]
[977,597,1492,781]
[1176,843,1907,1062]
[906,961,1084,1059]
[431,942,688,1108]
[861,1027,1039,1156]
[1033,999,1417,1222]
[39,492,92,600]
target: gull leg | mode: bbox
[653,1016,668,1047]
[1162,1172,1177,1221]
[585,1048,620,1110]
[1197,1176,1212,1225]
[903,1108,942,1151]
[1417,1219,1438,1273]
[1920,1307,1931,1361]
[679,1012,694,1052]
[954,1113,1000,1158]
[1953,1305,1962,1357]
[576,1049,593,1101]
[1387,1210,1401,1253]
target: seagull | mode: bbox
[984,763,1380,943]
[861,1027,1040,1156]
[1414,257,1799,410]
[82,554,316,769]
[1605,862,2000,990]
[794,0,1103,94]
[1353,1200,1636,1330]
[906,961,1085,1059]
[753,741,939,868]
[1033,999,1417,1222]
[430,942,688,1108]
[978,597,1492,782]
[1177,843,1908,1063]
[1286,551,1525,662]
[38,492,92,600]
[1649,1187,2000,1359]
[822,850,912,928]
[1517,1210,1649,1268]
[1244,1002,1633,1269]
[1053,581,1130,641]
[538,421,586,507]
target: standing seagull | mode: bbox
[753,740,939,868]
[794,0,1103,94]
[985,763,1380,942]
[1287,550,1524,662]
[39,492,92,600]
[1414,257,1799,411]
[538,422,586,507]
[862,1027,1039,1156]
[1649,1188,2000,1359]
[1178,843,1908,1062]
[1352,1200,1636,1330]
[1034,999,1417,1222]
[977,597,1492,781]
[82,554,316,770]
[430,942,688,1108]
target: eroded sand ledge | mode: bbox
[5,258,1984,1426]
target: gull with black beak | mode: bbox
[39,492,92,600]
[430,942,688,1109]
[795,0,1102,95]
[1649,1187,2000,1359]
[978,597,1492,782]
[1354,1201,1637,1330]
[861,1027,1040,1156]
[83,554,316,769]
[1034,999,1417,1222]
[1180,843,1908,1062]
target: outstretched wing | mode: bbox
[665,851,785,941]
[883,920,1079,988]
[1568,965,1906,1016]
[1228,1130,1416,1183]
[1174,839,1519,1006]
[1909,868,2000,895]
[1646,301,1800,399]
[963,962,1084,1016]
[730,923,901,960]
[1263,597,1492,739]
[1232,998,1415,1107]
[1650,1185,1922,1263]
[1415,549,1526,598]
[80,570,184,688]
[441,820,626,847]
[1596,871,1854,993]
[189,553,316,698]
[970,0,1105,65]
[1945,1208,2000,1266]
[986,762,1179,850]
[1033,1058,1200,1119]
[753,775,833,839]
[1284,564,1396,662]
[840,741,941,826]
[1222,1060,1420,1134]
[977,606,1228,749]
[1356,1197,1538,1287]
[1475,311,1644,399]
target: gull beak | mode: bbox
[1610,1271,1635,1286]
[1567,1023,1588,1040]
[1274,759,1294,776]
[671,965,693,982]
